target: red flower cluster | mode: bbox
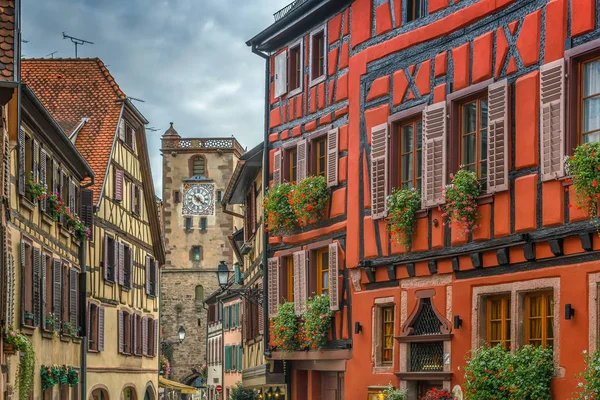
[421,388,452,400]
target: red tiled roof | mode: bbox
[22,58,127,204]
[0,0,15,81]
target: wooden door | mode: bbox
[321,372,343,400]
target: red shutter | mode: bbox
[328,243,339,311]
[142,316,148,356]
[327,128,339,187]
[118,310,124,353]
[273,150,282,185]
[371,123,388,219]
[98,307,105,351]
[267,257,280,318]
[258,283,264,335]
[293,250,307,315]
[421,102,447,208]
[114,168,124,201]
[540,58,565,181]
[487,79,510,193]
[297,139,308,182]
[145,256,151,295]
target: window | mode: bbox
[132,184,141,216]
[316,248,329,296]
[310,28,326,84]
[136,314,143,355]
[60,383,69,400]
[525,291,554,348]
[44,253,52,327]
[382,306,394,364]
[125,123,135,149]
[148,318,156,357]
[195,285,204,302]
[244,188,256,241]
[88,303,100,351]
[217,190,223,202]
[288,42,302,93]
[192,156,206,177]
[174,190,181,203]
[287,256,294,302]
[288,148,298,182]
[105,235,116,282]
[191,246,202,261]
[580,57,600,143]
[123,245,132,289]
[406,0,426,22]
[200,217,207,232]
[185,217,192,232]
[394,118,422,191]
[315,137,327,177]
[486,295,511,348]
[147,256,158,297]
[460,95,488,181]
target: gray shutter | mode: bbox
[80,189,94,239]
[142,316,148,356]
[69,179,75,211]
[540,58,566,182]
[267,257,280,318]
[273,150,282,185]
[20,241,24,324]
[114,168,124,201]
[33,248,41,326]
[258,283,264,335]
[52,160,58,193]
[118,310,124,353]
[487,79,510,193]
[103,234,110,281]
[131,128,136,151]
[153,319,159,357]
[154,260,159,296]
[53,259,62,325]
[119,118,126,142]
[293,250,308,315]
[40,151,47,212]
[98,307,105,351]
[130,183,135,212]
[296,139,308,182]
[328,243,339,311]
[70,269,77,328]
[274,50,288,98]
[59,171,65,224]
[32,141,38,205]
[327,128,339,187]
[18,129,24,195]
[421,102,447,208]
[371,123,388,219]
[41,254,47,329]
[145,256,151,295]
[118,242,125,285]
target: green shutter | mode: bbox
[238,346,243,372]
[225,346,231,371]
[229,306,232,328]
[235,303,239,327]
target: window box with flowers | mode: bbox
[565,141,600,221]
[28,177,46,202]
[264,182,296,237]
[289,175,330,227]
[440,168,481,236]
[386,188,421,248]
[270,301,301,352]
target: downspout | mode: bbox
[250,44,271,359]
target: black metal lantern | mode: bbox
[217,260,230,290]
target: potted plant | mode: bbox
[264,182,296,236]
[289,175,330,227]
[41,365,56,391]
[44,314,55,332]
[23,311,34,326]
[565,141,600,220]
[230,382,257,400]
[382,385,408,400]
[67,366,79,387]
[4,325,35,400]
[28,177,47,202]
[301,295,332,351]
[270,302,300,352]
[386,187,421,248]
[61,321,73,337]
[440,168,481,236]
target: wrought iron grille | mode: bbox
[409,298,442,335]
[409,341,444,372]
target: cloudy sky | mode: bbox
[21,0,289,195]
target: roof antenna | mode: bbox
[146,127,160,132]
[62,32,93,58]
[46,51,58,59]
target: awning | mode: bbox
[158,377,200,395]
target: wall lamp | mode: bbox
[565,304,575,320]
[453,315,462,329]
[354,322,363,334]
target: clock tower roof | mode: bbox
[163,122,181,138]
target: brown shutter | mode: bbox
[103,234,110,281]
[274,50,288,98]
[3,131,9,199]
[41,254,47,329]
[40,151,47,211]
[258,283,264,335]
[33,248,41,326]
[293,250,308,315]
[297,139,308,182]
[327,128,339,187]
[250,188,256,234]
[114,239,120,285]
[133,314,138,355]
[118,242,125,285]
[80,189,94,240]
[52,160,58,194]
[20,241,24,325]
[273,150,282,185]
[114,168,124,201]
[142,316,149,356]
[540,58,565,181]
[98,306,105,351]
[328,243,339,311]
[18,128,24,195]
[267,257,280,318]
[69,269,77,328]
[145,256,151,295]
[118,310,124,353]
[371,123,388,219]
[87,303,91,339]
[153,319,159,357]
[421,102,447,208]
[119,118,126,142]
[487,79,510,193]
[53,259,62,325]
[154,260,159,296]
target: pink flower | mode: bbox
[10,331,16,337]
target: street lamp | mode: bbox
[215,261,263,305]
[217,260,230,290]
[177,325,186,343]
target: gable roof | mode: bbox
[0,0,17,82]
[21,58,125,203]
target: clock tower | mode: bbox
[161,123,243,383]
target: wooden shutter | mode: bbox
[32,141,38,205]
[371,123,389,219]
[154,260,159,296]
[69,179,75,211]
[118,310,124,353]
[114,240,120,285]
[3,131,9,199]
[52,160,58,194]
[130,183,135,212]
[33,247,41,326]
[41,254,47,329]
[142,316,148,356]
[118,242,125,285]
[19,241,24,324]
[98,307,105,351]
[267,257,280,318]
[327,128,339,187]
[293,250,308,315]
[145,256,151,295]
[235,303,240,327]
[17,129,24,195]
[421,102,447,208]
[133,314,138,355]
[59,171,65,224]
[487,79,510,193]
[80,189,94,240]
[119,118,126,142]
[103,234,110,281]
[153,319,159,357]
[258,282,264,335]
[40,151,47,211]
[114,168,124,201]
[69,269,77,328]
[296,139,308,182]
[328,243,339,311]
[53,259,62,325]
[131,128,136,151]
[87,304,91,340]
[242,300,248,343]
[273,150,282,185]
[274,51,288,98]
[540,58,565,181]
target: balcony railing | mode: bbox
[162,137,245,154]
[273,0,310,21]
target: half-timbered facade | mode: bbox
[22,58,165,400]
[250,0,600,398]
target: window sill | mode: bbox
[19,196,34,211]
[59,227,71,239]
[21,325,35,336]
[87,349,99,353]
[72,337,82,344]
[41,213,55,226]
[373,366,394,374]
[60,335,71,343]
[41,330,55,340]
[309,75,326,88]
[288,87,302,98]
[477,193,494,205]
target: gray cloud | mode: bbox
[22,0,289,195]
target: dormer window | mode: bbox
[118,119,136,150]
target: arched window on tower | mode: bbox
[195,285,204,302]
[192,156,206,177]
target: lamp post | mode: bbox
[214,261,263,305]
[217,260,230,290]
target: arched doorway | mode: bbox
[123,386,137,400]
[144,383,156,400]
[91,387,109,400]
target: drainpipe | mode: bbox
[79,243,87,400]
[250,44,271,359]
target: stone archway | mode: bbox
[90,385,110,400]
[144,382,156,400]
[122,384,138,400]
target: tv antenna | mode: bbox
[127,96,145,103]
[62,32,93,58]
[147,127,160,132]
[46,51,58,59]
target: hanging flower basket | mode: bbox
[439,168,481,236]
[301,295,332,351]
[264,182,296,236]
[386,187,421,248]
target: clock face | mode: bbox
[182,184,215,216]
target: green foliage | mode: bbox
[301,295,333,350]
[382,385,408,400]
[5,326,35,400]
[565,141,600,220]
[574,349,600,399]
[440,168,480,235]
[28,176,47,200]
[230,382,257,400]
[67,366,79,387]
[289,175,330,227]
[264,182,296,236]
[463,344,554,400]
[40,366,55,391]
[46,193,61,221]
[270,302,300,352]
[386,188,421,248]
